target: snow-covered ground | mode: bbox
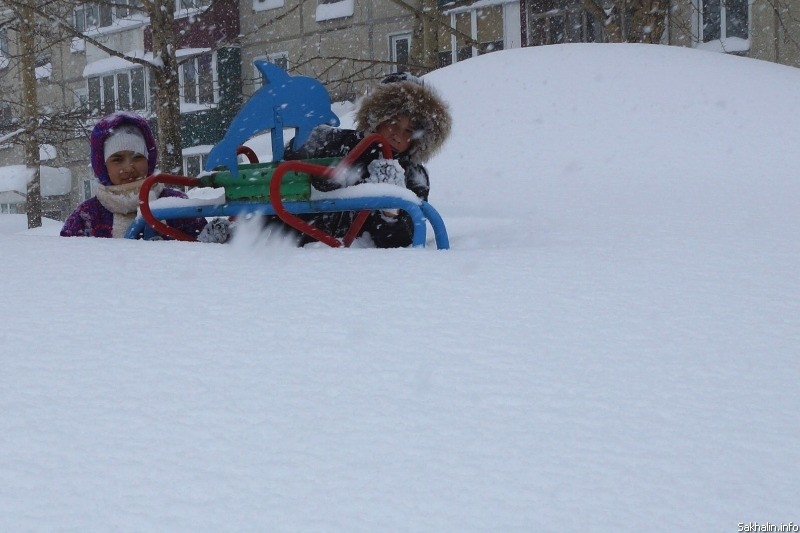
[2,44,799,531]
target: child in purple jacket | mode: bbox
[60,112,206,239]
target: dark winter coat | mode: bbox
[283,125,430,248]
[282,74,451,248]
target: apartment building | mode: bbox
[519,0,800,67]
[3,0,797,221]
[239,0,521,101]
[0,0,241,217]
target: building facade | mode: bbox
[2,0,799,221]
[0,0,241,216]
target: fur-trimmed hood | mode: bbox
[90,112,158,186]
[356,76,451,164]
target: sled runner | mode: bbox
[125,61,449,249]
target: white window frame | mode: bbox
[183,152,209,177]
[695,0,752,53]
[1,203,21,214]
[175,0,212,17]
[389,33,411,74]
[179,52,218,107]
[87,67,149,115]
[73,1,144,33]
[444,0,517,64]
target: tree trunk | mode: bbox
[19,2,42,228]
[148,0,183,175]
[420,0,440,73]
[408,0,444,75]
[626,0,669,43]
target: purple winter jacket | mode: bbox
[61,111,206,239]
[60,187,206,239]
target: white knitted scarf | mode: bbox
[96,180,164,238]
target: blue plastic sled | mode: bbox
[126,63,449,249]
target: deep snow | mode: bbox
[1,44,799,531]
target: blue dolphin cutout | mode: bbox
[204,61,340,175]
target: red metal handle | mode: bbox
[340,133,393,167]
[270,134,394,247]
[138,174,201,242]
[236,145,259,164]
[270,161,343,247]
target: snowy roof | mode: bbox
[84,48,212,77]
[0,165,72,197]
[443,0,517,14]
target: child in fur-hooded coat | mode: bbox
[283,72,452,248]
[60,112,206,239]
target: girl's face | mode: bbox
[376,114,414,155]
[106,151,149,186]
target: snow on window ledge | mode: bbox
[79,16,149,39]
[174,5,211,20]
[315,0,354,22]
[180,102,218,114]
[35,64,52,80]
[40,144,57,161]
[696,37,750,54]
[253,0,284,12]
[71,38,86,54]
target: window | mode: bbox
[444,5,507,64]
[475,5,504,53]
[99,3,113,26]
[254,0,284,12]
[316,0,354,22]
[87,68,148,115]
[454,11,472,61]
[83,177,95,201]
[180,54,216,105]
[389,34,411,73]
[183,154,206,177]
[528,13,566,46]
[73,1,143,31]
[0,27,8,57]
[1,103,13,130]
[0,203,21,214]
[0,28,8,69]
[74,4,98,31]
[73,4,112,30]
[74,89,89,112]
[176,0,211,11]
[701,0,749,42]
[526,0,602,46]
[116,0,143,19]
